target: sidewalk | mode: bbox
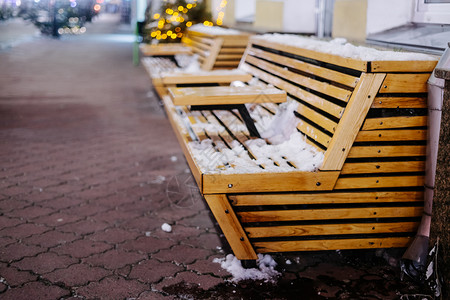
[0,13,426,299]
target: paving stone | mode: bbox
[84,249,147,270]
[186,256,228,278]
[120,215,168,232]
[31,212,84,228]
[88,208,142,226]
[0,223,49,239]
[53,239,113,258]
[183,232,225,251]
[44,263,111,287]
[0,198,31,213]
[0,265,37,287]
[4,205,55,220]
[152,245,212,266]
[23,230,79,248]
[0,282,7,293]
[59,204,111,218]
[0,236,16,248]
[57,219,111,236]
[154,271,223,292]
[119,236,176,254]
[129,259,183,283]
[38,196,86,210]
[0,243,46,263]
[88,227,140,244]
[151,224,203,240]
[76,276,148,300]
[0,217,24,229]
[12,252,78,274]
[175,211,215,229]
[137,291,176,300]
[0,281,70,300]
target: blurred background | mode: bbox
[1,0,449,54]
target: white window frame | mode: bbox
[413,0,450,24]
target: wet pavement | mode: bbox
[0,14,432,299]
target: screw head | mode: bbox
[228,184,233,188]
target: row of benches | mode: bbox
[142,28,438,262]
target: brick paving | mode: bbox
[0,14,429,300]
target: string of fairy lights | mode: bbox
[150,0,228,41]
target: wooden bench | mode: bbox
[141,25,250,98]
[160,34,439,261]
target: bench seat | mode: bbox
[158,34,439,261]
[141,25,251,98]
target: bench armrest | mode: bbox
[161,70,253,85]
[168,85,287,106]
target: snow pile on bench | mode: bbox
[188,99,324,174]
[260,34,436,61]
[189,24,242,35]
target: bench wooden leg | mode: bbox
[204,194,258,260]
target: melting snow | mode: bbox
[213,254,280,283]
[161,223,172,233]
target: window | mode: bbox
[413,0,450,23]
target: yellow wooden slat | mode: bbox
[379,73,431,93]
[247,47,360,88]
[246,222,419,238]
[213,61,241,67]
[139,43,192,56]
[202,171,340,194]
[246,55,352,102]
[250,36,369,72]
[297,119,332,148]
[228,191,424,206]
[219,48,247,54]
[201,38,223,71]
[161,97,202,187]
[371,97,427,108]
[168,86,286,106]
[161,71,252,85]
[362,116,427,130]
[216,54,243,60]
[341,161,425,174]
[321,73,387,170]
[348,145,426,158]
[334,175,425,189]
[241,63,345,118]
[238,206,422,222]
[297,103,338,133]
[253,237,412,253]
[355,129,427,142]
[371,60,437,73]
[204,194,257,260]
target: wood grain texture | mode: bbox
[253,237,412,252]
[334,175,425,189]
[247,47,360,88]
[168,85,286,106]
[348,145,426,158]
[362,116,427,130]
[228,191,424,206]
[341,161,425,174]
[379,73,431,93]
[355,129,427,142]
[321,73,387,171]
[202,171,340,194]
[371,60,437,73]
[371,97,427,108]
[250,36,369,71]
[161,70,252,85]
[204,194,258,260]
[246,222,419,238]
[238,206,422,222]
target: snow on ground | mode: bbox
[258,34,437,61]
[161,223,172,232]
[214,254,280,283]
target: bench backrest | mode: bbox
[183,27,250,71]
[238,35,438,172]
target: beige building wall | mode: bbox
[332,0,368,42]
[254,0,284,31]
